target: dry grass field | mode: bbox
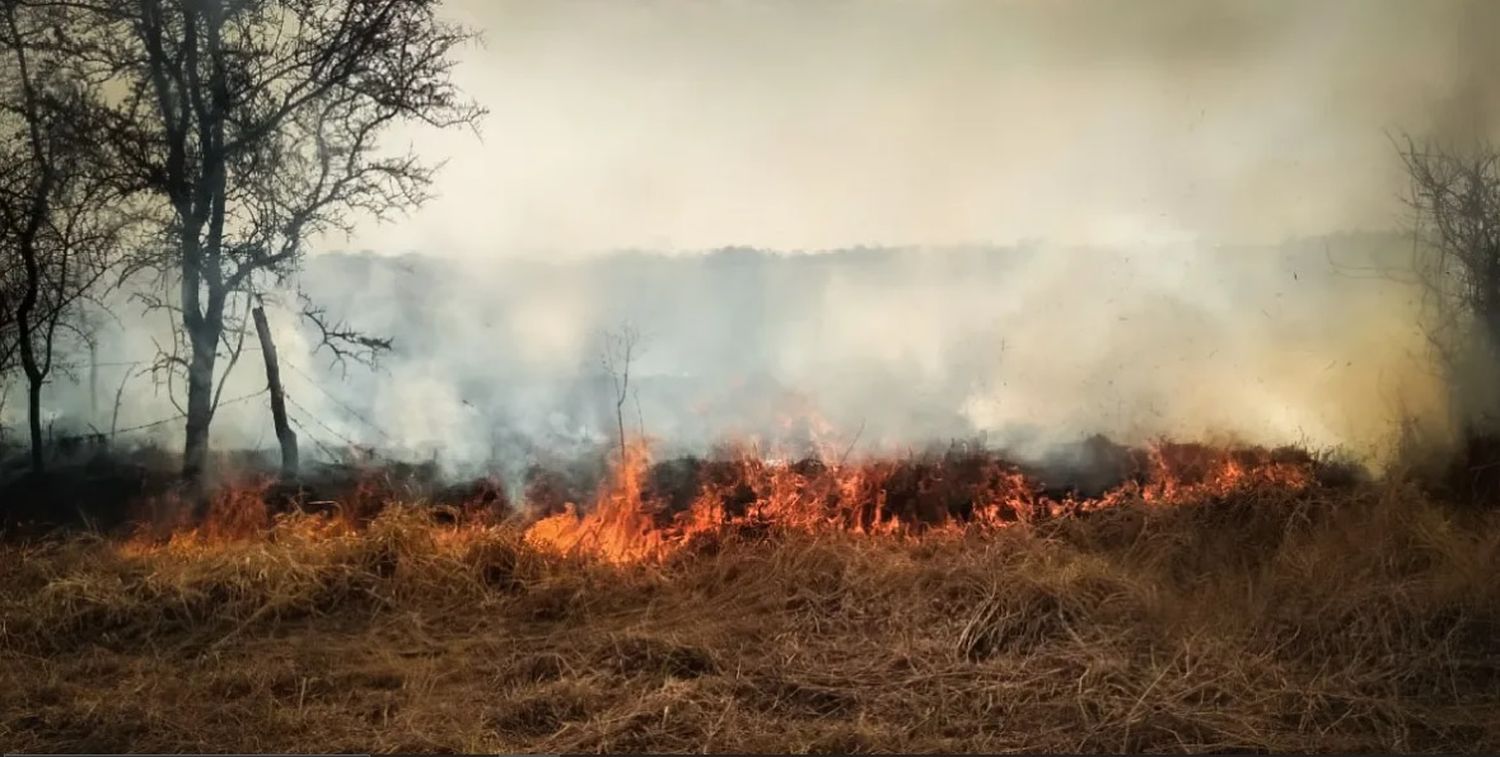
[2,445,1499,753]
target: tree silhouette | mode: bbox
[0,1,127,473]
[1397,134,1500,427]
[61,0,483,486]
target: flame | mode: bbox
[525,441,670,562]
[521,438,1321,564]
[108,435,1323,563]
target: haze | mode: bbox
[338,0,1500,257]
[22,0,1500,480]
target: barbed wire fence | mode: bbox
[283,359,393,444]
[7,352,402,469]
[286,414,354,466]
[108,388,270,437]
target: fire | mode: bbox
[106,436,1325,563]
[524,442,670,562]
[522,438,1325,564]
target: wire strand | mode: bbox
[110,388,269,436]
[282,359,393,441]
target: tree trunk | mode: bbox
[25,373,42,474]
[181,329,218,486]
[252,305,297,478]
[616,398,627,456]
[16,301,43,474]
[89,341,98,427]
[14,193,44,475]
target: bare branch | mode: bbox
[298,290,391,375]
[1392,132,1500,428]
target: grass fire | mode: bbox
[4,441,1500,752]
[6,0,1500,754]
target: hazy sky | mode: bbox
[336,0,1500,257]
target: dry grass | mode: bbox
[3,482,1499,753]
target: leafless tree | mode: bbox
[1396,134,1500,427]
[55,0,483,485]
[0,2,127,473]
[601,324,641,456]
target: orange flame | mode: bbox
[521,438,1321,564]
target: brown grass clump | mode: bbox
[2,483,1500,753]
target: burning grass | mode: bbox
[521,439,1329,563]
[2,442,1499,752]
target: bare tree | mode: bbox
[600,324,641,456]
[1396,134,1500,426]
[59,0,483,485]
[0,2,126,473]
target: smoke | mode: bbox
[0,234,1450,484]
[3,1,1494,481]
[34,235,1432,472]
[294,235,1443,474]
[335,0,1500,256]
